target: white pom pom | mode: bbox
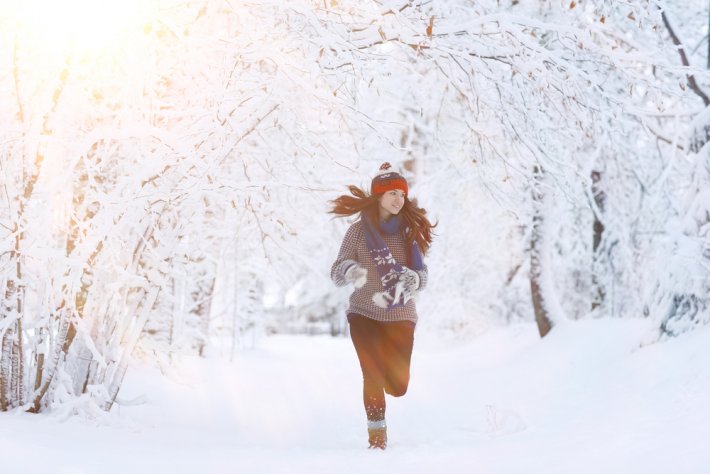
[375,162,393,176]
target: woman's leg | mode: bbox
[348,315,387,424]
[382,321,415,397]
[348,316,415,449]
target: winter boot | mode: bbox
[367,419,387,450]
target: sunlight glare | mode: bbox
[6,0,154,52]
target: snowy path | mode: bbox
[2,320,710,474]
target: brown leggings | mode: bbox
[348,314,415,422]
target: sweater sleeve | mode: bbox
[331,223,361,287]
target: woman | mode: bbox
[329,162,435,450]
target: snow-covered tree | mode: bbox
[1,0,707,413]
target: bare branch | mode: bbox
[661,10,710,106]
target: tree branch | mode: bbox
[661,10,710,106]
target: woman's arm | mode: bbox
[331,223,361,287]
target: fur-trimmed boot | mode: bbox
[367,419,387,450]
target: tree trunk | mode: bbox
[11,319,24,407]
[0,319,24,411]
[27,315,76,413]
[0,330,10,411]
[530,165,554,338]
[591,170,606,311]
[196,276,216,357]
[103,287,159,412]
[2,266,24,411]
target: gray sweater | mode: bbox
[331,220,428,324]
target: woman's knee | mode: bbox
[385,381,409,397]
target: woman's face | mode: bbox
[378,189,406,219]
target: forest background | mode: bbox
[0,0,708,417]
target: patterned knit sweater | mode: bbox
[331,220,428,324]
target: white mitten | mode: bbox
[372,288,395,309]
[345,264,368,288]
[372,280,412,309]
[401,268,420,293]
[400,268,420,303]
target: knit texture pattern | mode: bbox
[331,220,428,323]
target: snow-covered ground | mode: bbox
[2,319,709,474]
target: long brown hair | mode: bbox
[329,185,436,255]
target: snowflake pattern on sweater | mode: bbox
[331,221,427,324]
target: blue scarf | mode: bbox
[362,213,424,309]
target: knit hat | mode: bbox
[370,162,408,197]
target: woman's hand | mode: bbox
[345,264,368,288]
[401,268,420,293]
[372,268,420,308]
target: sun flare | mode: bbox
[4,0,155,53]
